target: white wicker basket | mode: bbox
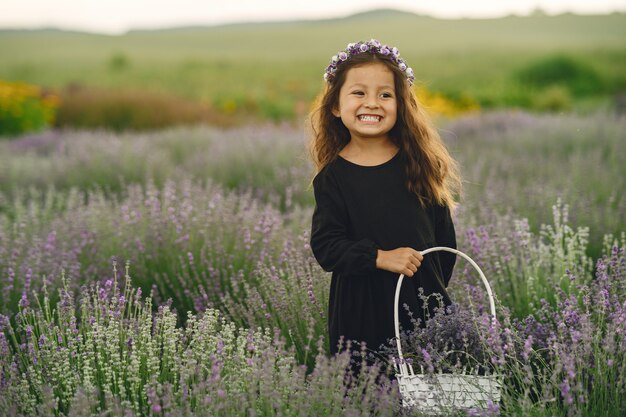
[393,246,502,413]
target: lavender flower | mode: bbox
[323,39,416,84]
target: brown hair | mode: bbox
[308,52,462,209]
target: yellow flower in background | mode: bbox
[415,86,480,117]
[41,93,60,124]
[0,80,59,136]
[221,98,237,114]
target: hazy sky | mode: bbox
[2,0,626,34]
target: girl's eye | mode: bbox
[352,91,364,96]
[381,92,393,98]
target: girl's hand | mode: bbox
[376,248,423,277]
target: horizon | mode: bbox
[2,1,626,35]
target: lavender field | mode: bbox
[0,111,625,416]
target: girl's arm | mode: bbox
[310,172,378,275]
[435,204,457,287]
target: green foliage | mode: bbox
[257,97,296,121]
[516,55,606,97]
[108,51,131,71]
[532,85,572,111]
[0,80,58,137]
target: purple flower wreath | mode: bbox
[323,39,415,85]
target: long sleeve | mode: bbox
[434,204,457,287]
[310,170,379,275]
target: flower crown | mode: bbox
[323,39,415,85]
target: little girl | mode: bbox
[308,40,462,365]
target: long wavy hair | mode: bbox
[308,52,462,209]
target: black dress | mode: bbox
[310,150,457,359]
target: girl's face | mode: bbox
[333,61,398,144]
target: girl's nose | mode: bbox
[365,99,380,109]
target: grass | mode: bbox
[1,11,625,122]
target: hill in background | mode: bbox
[1,9,625,125]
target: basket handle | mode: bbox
[393,246,496,375]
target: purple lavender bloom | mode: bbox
[19,293,29,309]
[6,267,14,288]
[560,380,573,405]
[24,268,32,290]
[323,39,415,85]
[487,400,500,416]
[421,348,434,373]
[0,314,9,331]
[522,335,533,361]
[45,231,57,252]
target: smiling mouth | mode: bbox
[358,115,382,122]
